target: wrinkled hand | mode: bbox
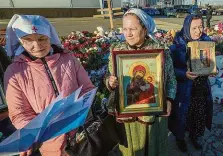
[108,76,118,89]
[209,69,218,77]
[20,148,33,156]
[186,71,198,80]
[209,73,218,77]
[162,100,172,117]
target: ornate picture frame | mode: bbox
[112,49,166,118]
[187,41,217,76]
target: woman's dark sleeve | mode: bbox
[0,46,11,72]
[169,45,187,80]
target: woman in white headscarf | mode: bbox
[105,8,176,156]
[4,14,94,156]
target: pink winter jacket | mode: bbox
[4,50,94,156]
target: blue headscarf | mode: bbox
[6,14,62,57]
[124,8,158,43]
[173,14,211,45]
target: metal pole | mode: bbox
[99,0,104,15]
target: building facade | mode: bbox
[0,0,121,18]
[0,0,122,8]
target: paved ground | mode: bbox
[168,102,223,156]
[0,16,223,156]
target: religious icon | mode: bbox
[187,41,216,76]
[200,49,210,67]
[126,63,156,105]
[112,49,166,118]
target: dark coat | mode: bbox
[0,46,11,85]
[169,32,213,130]
[169,15,213,130]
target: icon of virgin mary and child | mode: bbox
[126,64,156,105]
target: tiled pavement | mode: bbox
[168,103,223,156]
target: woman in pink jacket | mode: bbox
[4,14,94,156]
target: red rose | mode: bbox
[101,43,107,49]
[92,38,96,42]
[84,54,89,58]
[63,42,70,47]
[71,36,76,40]
[73,53,78,57]
[92,44,97,47]
[82,31,89,35]
[69,45,76,51]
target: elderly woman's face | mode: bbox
[20,34,51,58]
[190,19,203,40]
[123,15,147,47]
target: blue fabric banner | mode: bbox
[0,87,97,155]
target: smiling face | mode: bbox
[123,14,147,47]
[190,18,203,40]
[20,34,51,58]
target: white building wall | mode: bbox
[12,0,71,8]
[0,0,13,8]
[0,0,122,8]
[71,0,100,8]
[0,0,221,8]
[112,0,122,8]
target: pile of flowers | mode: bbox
[62,31,108,70]
[209,55,223,105]
[61,29,120,71]
[154,29,176,47]
[0,29,6,47]
[61,27,121,107]
[204,22,223,55]
[203,23,223,104]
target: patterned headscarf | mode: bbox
[182,14,200,41]
[173,14,210,45]
[6,14,62,57]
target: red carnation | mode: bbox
[69,45,76,51]
[82,31,89,35]
[63,42,70,47]
[92,38,96,42]
[92,44,97,47]
[101,43,107,49]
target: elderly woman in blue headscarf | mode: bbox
[105,8,176,156]
[169,14,213,152]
